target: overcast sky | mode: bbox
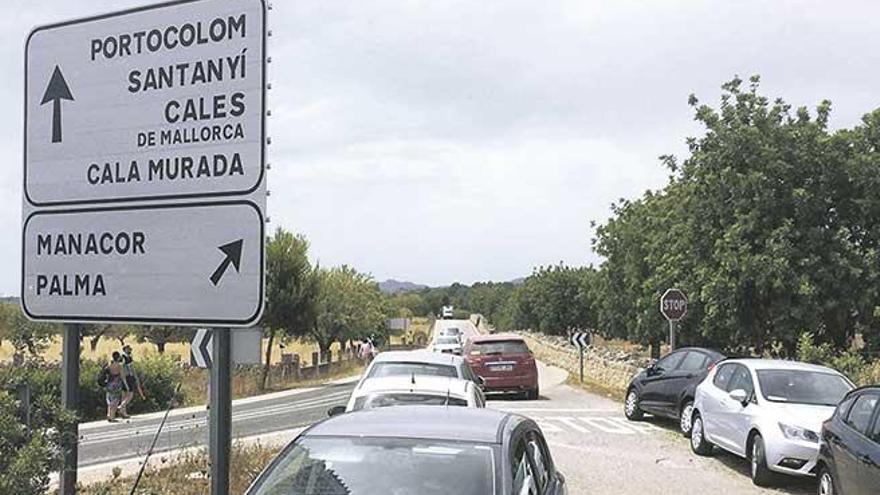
[3,0,880,294]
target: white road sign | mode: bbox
[24,0,266,206]
[22,201,264,325]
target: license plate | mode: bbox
[489,364,513,371]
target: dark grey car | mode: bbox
[245,406,566,495]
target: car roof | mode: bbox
[468,333,524,343]
[721,358,843,374]
[355,375,472,397]
[305,406,514,444]
[670,347,726,359]
[372,350,465,367]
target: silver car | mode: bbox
[690,359,853,486]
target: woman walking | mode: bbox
[105,352,127,422]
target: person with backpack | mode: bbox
[100,352,127,422]
[118,344,144,418]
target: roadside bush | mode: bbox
[796,332,877,385]
[78,355,184,421]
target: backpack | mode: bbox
[97,365,110,388]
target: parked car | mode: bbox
[690,359,854,486]
[816,386,880,495]
[432,335,463,355]
[624,347,726,435]
[245,406,567,495]
[464,334,539,400]
[331,375,485,416]
[357,350,482,390]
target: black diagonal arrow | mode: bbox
[210,239,243,286]
[40,65,74,143]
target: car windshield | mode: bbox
[354,393,468,411]
[470,340,529,355]
[443,328,461,335]
[435,337,459,345]
[756,370,853,406]
[367,362,458,379]
[250,437,496,495]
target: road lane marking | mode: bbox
[546,416,590,433]
[580,417,635,434]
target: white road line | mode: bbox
[493,407,616,413]
[580,417,635,434]
[609,417,661,433]
[534,419,565,434]
[546,416,590,433]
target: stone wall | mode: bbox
[518,331,647,395]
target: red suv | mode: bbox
[464,334,539,400]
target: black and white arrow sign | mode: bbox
[569,331,590,349]
[191,328,213,369]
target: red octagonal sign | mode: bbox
[660,288,688,321]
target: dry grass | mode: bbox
[0,335,343,366]
[565,373,627,402]
[79,442,280,495]
[179,360,365,407]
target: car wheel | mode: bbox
[624,388,644,420]
[527,387,539,400]
[817,466,836,495]
[750,434,774,487]
[690,413,714,456]
[679,400,694,437]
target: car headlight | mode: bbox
[778,423,819,443]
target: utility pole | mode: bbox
[59,324,81,495]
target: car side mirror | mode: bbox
[327,405,346,417]
[728,389,749,406]
[647,364,662,376]
[475,375,486,388]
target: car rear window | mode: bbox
[469,340,529,355]
[367,362,458,379]
[358,393,468,410]
[250,437,496,495]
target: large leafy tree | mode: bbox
[260,228,318,389]
[312,266,387,355]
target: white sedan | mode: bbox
[330,375,486,416]
[431,335,463,355]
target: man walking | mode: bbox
[119,344,144,418]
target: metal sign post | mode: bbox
[660,288,688,351]
[210,329,232,495]
[59,323,81,494]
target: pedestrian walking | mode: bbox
[102,352,126,422]
[119,344,144,418]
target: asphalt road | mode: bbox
[490,362,815,495]
[79,319,818,494]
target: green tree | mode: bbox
[0,303,57,361]
[131,326,195,354]
[260,228,317,389]
[312,266,388,355]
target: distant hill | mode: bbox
[378,279,429,294]
[0,296,20,305]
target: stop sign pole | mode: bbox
[660,288,688,351]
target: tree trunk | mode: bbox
[89,335,101,352]
[261,328,276,391]
[156,341,166,354]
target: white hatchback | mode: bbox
[691,359,854,486]
[333,375,485,415]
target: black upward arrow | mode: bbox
[40,65,74,143]
[210,239,244,286]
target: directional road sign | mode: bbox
[192,328,213,368]
[190,327,262,368]
[22,0,267,327]
[22,201,264,325]
[24,0,266,207]
[569,331,590,349]
[660,288,688,321]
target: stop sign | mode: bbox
[660,288,688,321]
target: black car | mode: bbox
[817,386,880,495]
[624,346,725,436]
[245,405,566,495]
